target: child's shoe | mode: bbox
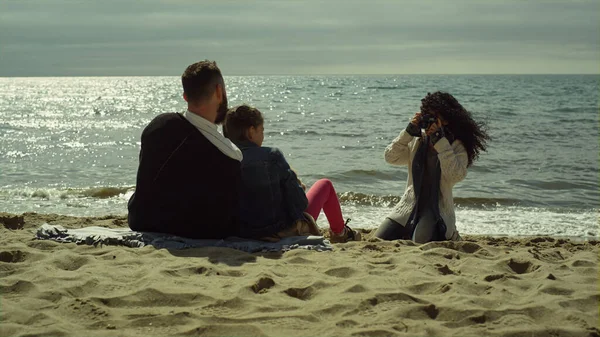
[329,219,361,243]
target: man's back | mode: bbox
[127,113,240,239]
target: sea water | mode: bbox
[0,75,598,238]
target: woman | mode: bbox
[375,92,489,243]
[223,104,360,243]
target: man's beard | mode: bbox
[214,94,228,125]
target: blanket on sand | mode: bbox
[35,224,333,252]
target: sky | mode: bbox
[0,0,598,76]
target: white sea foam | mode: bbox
[317,204,598,238]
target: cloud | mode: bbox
[0,0,598,75]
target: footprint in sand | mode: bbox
[283,286,314,300]
[457,242,484,254]
[51,255,92,271]
[0,250,28,263]
[469,314,487,324]
[286,256,312,264]
[336,319,359,328]
[443,252,461,260]
[435,264,457,275]
[250,277,275,294]
[0,280,37,295]
[0,214,24,229]
[483,273,521,282]
[422,304,439,319]
[507,258,539,274]
[571,260,596,267]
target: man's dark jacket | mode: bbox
[127,113,241,239]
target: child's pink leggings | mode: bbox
[305,179,345,234]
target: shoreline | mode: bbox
[1,212,597,242]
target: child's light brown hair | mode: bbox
[223,105,264,143]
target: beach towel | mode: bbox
[35,224,333,252]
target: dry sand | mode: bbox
[0,212,598,337]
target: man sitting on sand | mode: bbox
[127,60,243,239]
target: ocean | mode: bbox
[0,75,598,238]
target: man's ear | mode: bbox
[183,92,188,102]
[215,83,223,101]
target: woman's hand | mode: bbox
[426,118,446,145]
[410,112,422,127]
[406,112,422,137]
[425,118,443,136]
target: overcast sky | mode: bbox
[0,0,598,76]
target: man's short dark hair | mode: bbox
[224,105,264,144]
[181,60,223,103]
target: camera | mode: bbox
[419,114,437,130]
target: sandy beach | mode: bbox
[1,212,598,337]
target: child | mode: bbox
[223,104,360,243]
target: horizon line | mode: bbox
[1,73,599,78]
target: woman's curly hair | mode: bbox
[420,91,490,166]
